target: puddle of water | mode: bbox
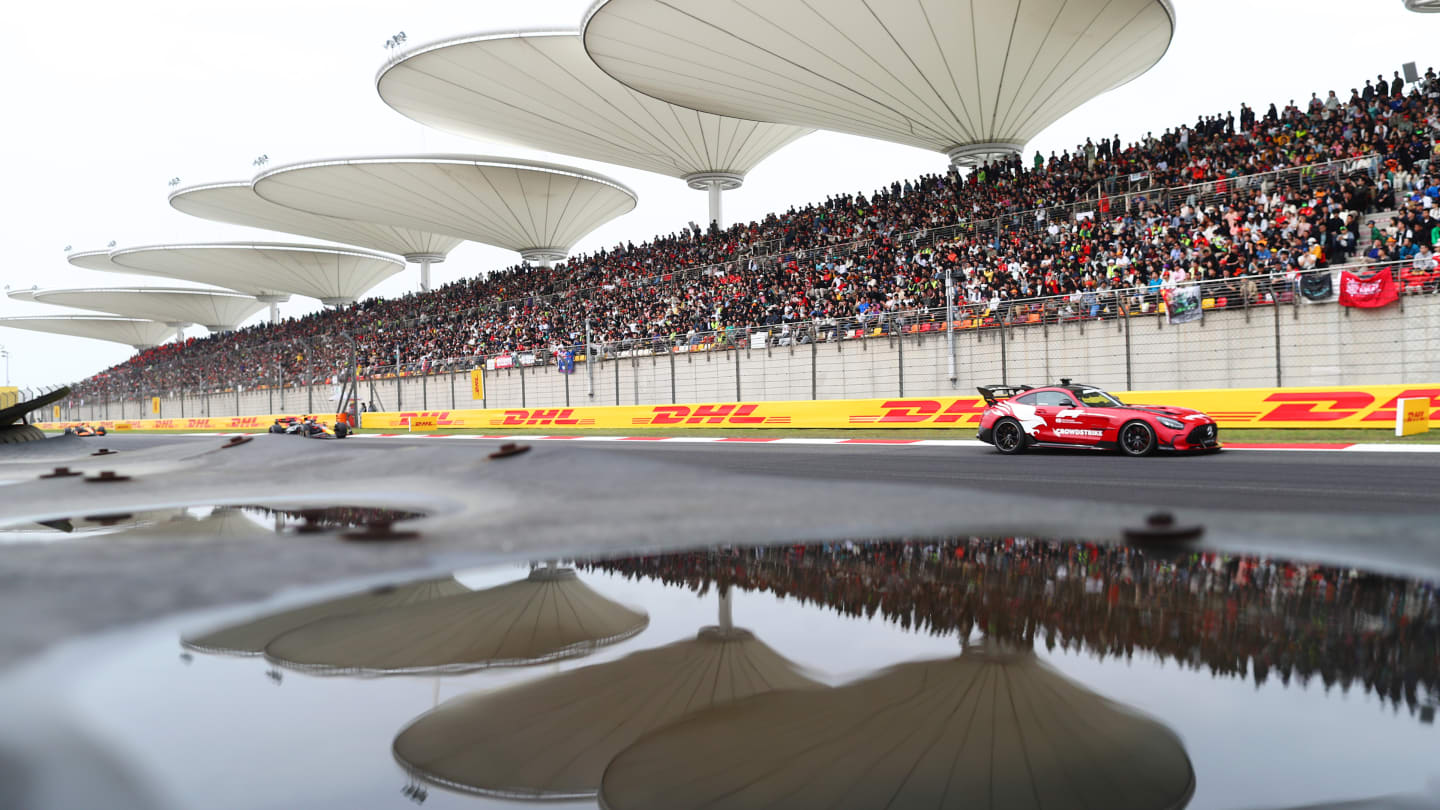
[0,505,424,544]
[2,539,1436,810]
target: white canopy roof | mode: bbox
[582,0,1175,165]
[0,315,175,349]
[30,287,265,332]
[110,243,407,306]
[66,249,128,273]
[168,181,463,261]
[376,30,812,183]
[252,155,637,263]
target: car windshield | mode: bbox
[1077,388,1124,407]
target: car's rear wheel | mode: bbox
[1119,420,1156,457]
[992,418,1027,455]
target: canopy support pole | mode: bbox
[718,587,733,632]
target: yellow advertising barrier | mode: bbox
[1397,398,1430,437]
[34,412,337,432]
[360,383,1440,432]
[408,415,439,432]
[34,384,1440,432]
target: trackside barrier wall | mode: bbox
[34,413,336,431]
[45,385,1438,432]
[52,283,1440,426]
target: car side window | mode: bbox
[1012,393,1039,405]
[1035,391,1078,407]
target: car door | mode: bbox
[1004,392,1053,442]
[1037,390,1104,446]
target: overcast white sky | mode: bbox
[1,0,1435,388]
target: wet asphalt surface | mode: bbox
[88,433,1440,517]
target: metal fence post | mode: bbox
[565,365,571,407]
[669,348,677,404]
[307,340,314,414]
[481,363,487,410]
[1273,291,1283,387]
[1122,303,1133,389]
[586,319,595,400]
[945,270,957,385]
[422,371,428,410]
[735,337,742,401]
[613,347,620,406]
[999,316,1009,386]
[234,386,240,417]
[450,368,456,409]
[396,370,402,411]
[520,364,527,408]
[811,324,818,400]
[897,325,905,396]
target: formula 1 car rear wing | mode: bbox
[977,384,1032,405]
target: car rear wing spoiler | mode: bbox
[977,385,1031,405]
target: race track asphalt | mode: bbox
[80,433,1440,517]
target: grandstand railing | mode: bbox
[53,256,1434,421]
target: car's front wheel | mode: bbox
[1119,420,1156,457]
[992,418,1027,455]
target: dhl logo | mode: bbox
[639,404,784,425]
[1254,389,1440,423]
[491,409,596,427]
[849,399,987,425]
[228,417,261,428]
[398,411,457,426]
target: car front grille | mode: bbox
[1186,424,1218,445]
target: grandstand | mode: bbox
[53,69,1440,407]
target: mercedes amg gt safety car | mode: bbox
[976,379,1220,456]
[64,424,107,437]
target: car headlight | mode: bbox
[1157,416,1185,430]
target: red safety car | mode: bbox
[976,379,1220,456]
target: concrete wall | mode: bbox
[63,294,1440,422]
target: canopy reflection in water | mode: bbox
[182,578,470,656]
[600,642,1195,810]
[264,567,648,675]
[393,588,819,799]
[108,507,273,542]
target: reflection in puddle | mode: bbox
[600,640,1195,810]
[261,566,649,676]
[13,538,1438,810]
[393,587,820,800]
[584,541,1440,719]
[0,504,424,544]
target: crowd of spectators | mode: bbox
[583,536,1439,722]
[73,70,1440,399]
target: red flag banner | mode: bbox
[1338,270,1398,308]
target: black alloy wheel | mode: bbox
[993,418,1027,455]
[1119,421,1156,457]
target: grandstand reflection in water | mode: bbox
[45,536,1438,810]
[583,539,1439,723]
